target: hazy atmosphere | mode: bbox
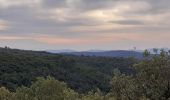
[0,0,170,50]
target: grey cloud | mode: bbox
[42,0,67,8]
[128,0,170,15]
[72,0,115,11]
[0,0,170,50]
[94,25,170,35]
[110,20,145,25]
[42,0,117,11]
[149,0,170,11]
[0,3,102,37]
[0,0,170,37]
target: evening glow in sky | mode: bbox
[0,0,170,50]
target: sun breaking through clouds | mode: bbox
[0,0,170,50]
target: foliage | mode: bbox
[0,87,13,100]
[0,47,134,93]
[0,77,114,100]
[0,77,78,100]
[1,48,170,100]
[110,74,139,100]
[110,50,170,100]
[14,77,79,100]
[81,89,107,100]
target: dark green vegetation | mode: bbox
[0,47,135,93]
[0,77,111,100]
[1,47,170,99]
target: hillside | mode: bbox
[0,47,135,93]
[1,49,170,99]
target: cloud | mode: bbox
[0,36,26,40]
[0,32,141,45]
[0,0,41,8]
[42,0,67,8]
[0,0,170,50]
[0,20,9,30]
[110,20,145,25]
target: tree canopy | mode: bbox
[1,48,170,99]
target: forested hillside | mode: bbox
[0,47,135,93]
[1,49,170,100]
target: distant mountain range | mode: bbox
[47,49,77,53]
[47,50,143,58]
[47,48,169,59]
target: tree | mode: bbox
[0,87,13,100]
[143,49,150,57]
[81,90,105,100]
[14,76,79,100]
[153,48,158,54]
[110,50,170,100]
[110,74,139,100]
[134,50,170,99]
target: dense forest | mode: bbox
[0,47,135,93]
[1,47,170,99]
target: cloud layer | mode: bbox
[0,0,170,50]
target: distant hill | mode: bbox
[48,48,170,58]
[48,50,143,59]
[48,49,76,53]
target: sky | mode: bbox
[0,0,170,51]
